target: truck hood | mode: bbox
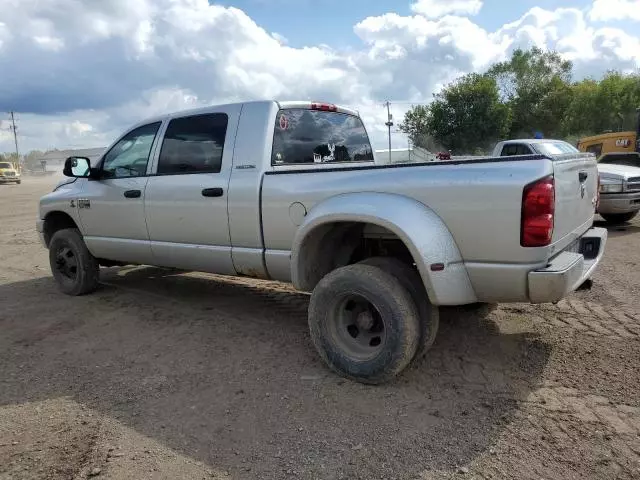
[597,163,640,180]
[53,177,77,190]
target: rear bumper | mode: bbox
[528,227,607,304]
[598,192,640,214]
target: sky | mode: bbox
[0,0,639,153]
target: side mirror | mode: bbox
[63,156,91,178]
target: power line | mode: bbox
[9,112,19,160]
[381,101,430,106]
[384,101,393,164]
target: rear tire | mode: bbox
[308,264,420,384]
[49,228,99,296]
[359,257,439,358]
[601,212,638,225]
[16,180,21,184]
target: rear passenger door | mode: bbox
[144,106,241,274]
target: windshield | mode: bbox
[535,142,580,156]
[0,162,12,169]
[599,154,640,168]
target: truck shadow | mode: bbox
[593,219,640,237]
[0,268,551,479]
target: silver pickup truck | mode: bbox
[38,100,607,384]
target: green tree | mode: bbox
[400,73,511,154]
[488,47,573,138]
[562,72,640,136]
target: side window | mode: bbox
[586,143,603,157]
[102,122,161,178]
[518,145,533,155]
[272,109,374,165]
[501,145,518,156]
[157,113,228,175]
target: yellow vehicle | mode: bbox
[0,161,21,184]
[577,109,640,159]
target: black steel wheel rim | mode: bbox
[328,294,387,361]
[55,245,78,280]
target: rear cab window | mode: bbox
[500,144,533,156]
[271,109,374,166]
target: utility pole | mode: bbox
[384,101,393,164]
[9,112,20,166]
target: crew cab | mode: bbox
[38,101,607,384]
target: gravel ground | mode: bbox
[1,178,639,480]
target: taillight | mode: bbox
[521,176,555,247]
[311,102,337,112]
[596,173,601,211]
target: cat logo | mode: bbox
[615,139,631,148]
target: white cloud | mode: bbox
[589,0,640,22]
[411,0,483,19]
[493,7,640,77]
[0,0,639,154]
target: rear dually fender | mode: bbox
[291,192,478,306]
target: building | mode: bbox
[35,147,105,173]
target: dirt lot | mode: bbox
[1,178,639,480]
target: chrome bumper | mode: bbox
[598,192,640,214]
[528,227,607,304]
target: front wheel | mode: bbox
[49,228,100,295]
[308,264,420,384]
[601,211,638,225]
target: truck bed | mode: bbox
[260,153,599,302]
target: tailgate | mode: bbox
[552,153,598,247]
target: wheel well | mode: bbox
[43,211,79,247]
[295,222,417,292]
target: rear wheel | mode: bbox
[601,211,638,225]
[49,228,99,295]
[16,180,21,184]
[308,264,420,384]
[359,257,439,358]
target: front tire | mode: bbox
[308,264,420,384]
[359,257,439,358]
[49,228,99,295]
[601,212,638,225]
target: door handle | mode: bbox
[579,172,588,183]
[124,190,142,198]
[202,188,224,198]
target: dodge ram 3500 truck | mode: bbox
[38,101,607,384]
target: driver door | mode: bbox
[78,121,162,265]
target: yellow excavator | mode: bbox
[577,108,640,159]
